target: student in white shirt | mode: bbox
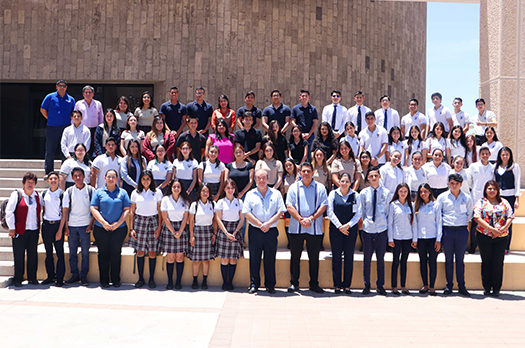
[147,143,173,194]
[59,143,91,190]
[379,150,405,202]
[359,111,388,166]
[428,92,453,133]
[374,94,400,133]
[160,178,191,290]
[339,121,360,158]
[347,91,371,135]
[465,135,478,168]
[404,151,427,201]
[215,179,245,291]
[60,110,91,158]
[198,145,226,201]
[90,137,121,189]
[172,141,199,201]
[481,127,504,163]
[404,125,427,167]
[129,170,163,289]
[447,125,467,165]
[471,98,498,145]
[451,97,470,134]
[386,126,405,166]
[422,148,451,198]
[413,183,441,296]
[188,184,217,290]
[321,90,348,137]
[119,115,145,156]
[426,122,448,162]
[449,156,470,195]
[387,183,417,295]
[41,172,66,287]
[401,98,428,140]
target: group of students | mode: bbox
[8,84,518,296]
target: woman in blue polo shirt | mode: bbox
[90,169,130,288]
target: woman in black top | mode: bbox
[312,121,338,165]
[261,120,289,164]
[288,125,308,165]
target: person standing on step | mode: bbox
[215,179,245,291]
[5,172,41,287]
[61,167,94,286]
[160,179,191,290]
[40,172,66,287]
[129,170,163,289]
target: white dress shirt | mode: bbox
[359,125,388,164]
[415,201,442,241]
[374,107,400,133]
[216,197,243,222]
[401,112,428,137]
[387,200,417,242]
[327,188,362,228]
[428,105,453,132]
[423,162,451,189]
[60,124,91,157]
[347,104,371,133]
[131,189,163,216]
[467,161,495,203]
[322,103,348,133]
[5,190,39,231]
[74,99,104,128]
[360,186,390,233]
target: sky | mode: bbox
[426,1,480,119]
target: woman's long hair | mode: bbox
[126,139,145,173]
[136,170,157,193]
[391,183,413,224]
[164,178,191,205]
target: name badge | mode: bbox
[377,204,384,213]
[352,204,358,213]
[405,206,412,214]
[425,205,432,214]
[421,227,426,234]
[460,204,467,213]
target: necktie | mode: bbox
[383,109,388,129]
[357,107,362,134]
[332,105,337,130]
[372,188,377,222]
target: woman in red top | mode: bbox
[211,95,236,132]
[143,116,176,162]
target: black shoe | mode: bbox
[484,290,491,296]
[13,281,22,288]
[392,290,400,295]
[492,291,500,297]
[267,287,276,294]
[221,284,228,291]
[419,288,429,294]
[42,277,55,285]
[468,247,476,254]
[166,283,174,290]
[81,277,90,286]
[345,289,352,295]
[429,290,437,296]
[55,280,64,287]
[309,286,325,294]
[229,284,235,291]
[362,286,371,295]
[248,286,257,294]
[66,275,80,284]
[27,279,39,285]
[175,283,182,290]
[287,285,298,293]
[376,286,387,296]
[191,279,199,289]
[334,288,342,294]
[201,281,208,290]
[443,288,453,296]
[148,280,156,289]
[134,279,145,288]
[100,282,110,288]
[402,289,410,295]
[112,282,121,288]
[458,288,471,297]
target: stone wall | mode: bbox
[1,0,426,114]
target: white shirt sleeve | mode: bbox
[5,190,20,230]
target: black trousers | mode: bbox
[329,224,357,289]
[501,195,516,251]
[248,226,278,289]
[362,231,387,287]
[476,232,508,293]
[12,229,39,283]
[289,233,324,288]
[93,225,127,285]
[41,221,65,281]
[417,238,438,287]
[391,239,412,288]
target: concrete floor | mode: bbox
[1,283,525,347]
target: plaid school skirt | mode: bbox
[129,214,160,252]
[188,224,215,261]
[216,220,244,260]
[160,220,189,254]
[206,182,220,197]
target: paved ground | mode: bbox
[1,283,525,348]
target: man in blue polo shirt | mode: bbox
[186,86,213,136]
[291,90,318,160]
[159,86,188,139]
[40,80,76,174]
[262,89,291,133]
[236,91,262,130]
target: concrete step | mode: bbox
[0,178,49,189]
[0,159,61,169]
[0,168,47,178]
[0,261,14,276]
[0,247,14,261]
[0,233,11,247]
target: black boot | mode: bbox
[166,262,174,290]
[192,276,199,289]
[202,275,208,290]
[148,257,157,288]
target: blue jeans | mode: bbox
[68,226,91,278]
[442,226,469,290]
[45,125,67,174]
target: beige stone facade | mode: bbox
[0,0,426,115]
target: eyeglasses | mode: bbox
[332,95,340,98]
[57,85,67,88]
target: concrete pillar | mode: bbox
[480,0,525,185]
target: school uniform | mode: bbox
[495,163,522,250]
[423,161,451,198]
[388,141,406,166]
[415,201,442,289]
[147,159,173,194]
[92,153,122,189]
[482,141,504,163]
[404,139,427,167]
[379,163,405,202]
[160,195,190,254]
[404,166,427,201]
[120,156,147,197]
[59,158,91,188]
[173,158,199,200]
[447,139,467,161]
[188,200,216,261]
[130,189,163,252]
[41,188,65,284]
[387,201,417,289]
[467,161,495,251]
[216,197,244,260]
[359,126,389,165]
[198,160,226,196]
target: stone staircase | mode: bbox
[1,158,525,290]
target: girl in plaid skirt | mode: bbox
[129,170,163,289]
[160,178,191,290]
[188,184,217,290]
[198,145,226,201]
[216,179,245,291]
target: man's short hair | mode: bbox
[299,162,313,171]
[475,98,486,105]
[169,86,178,91]
[300,89,310,96]
[431,92,442,100]
[56,80,67,86]
[366,166,380,178]
[354,91,364,97]
[105,137,117,146]
[479,145,491,154]
[379,94,390,102]
[245,91,255,98]
[195,86,205,93]
[270,89,281,97]
[71,167,85,177]
[22,172,38,184]
[82,85,94,93]
[365,111,375,118]
[331,90,341,96]
[448,173,463,183]
[187,114,198,122]
[454,97,463,103]
[46,171,59,179]
[409,98,419,105]
[71,110,82,118]
[243,111,254,120]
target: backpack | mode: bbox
[65,185,94,212]
[42,189,65,215]
[0,190,22,230]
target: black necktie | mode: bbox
[357,107,362,134]
[372,188,377,222]
[383,109,388,129]
[332,105,337,130]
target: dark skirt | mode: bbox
[188,224,215,261]
[128,214,159,252]
[431,187,447,198]
[154,179,168,195]
[206,182,220,197]
[180,178,196,201]
[160,220,189,254]
[122,181,135,197]
[216,220,244,260]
